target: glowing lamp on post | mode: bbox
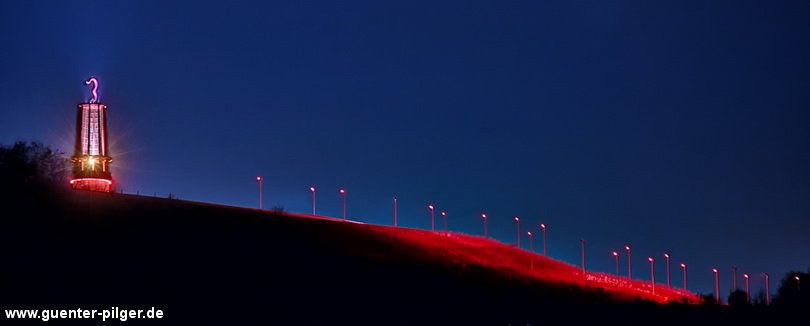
[540,223,546,256]
[612,251,619,276]
[441,211,447,233]
[648,258,655,296]
[310,187,316,215]
[796,276,801,292]
[514,217,520,249]
[69,77,114,192]
[743,274,750,303]
[481,213,488,238]
[680,263,687,291]
[428,205,435,232]
[664,253,671,289]
[625,246,632,281]
[256,177,263,209]
[527,231,534,271]
[712,268,720,304]
[340,189,347,221]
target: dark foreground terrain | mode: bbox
[0,186,798,324]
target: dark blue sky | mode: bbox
[2,1,810,299]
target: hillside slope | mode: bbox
[0,187,728,324]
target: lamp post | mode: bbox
[442,211,447,233]
[649,258,655,296]
[625,246,632,281]
[256,176,263,209]
[732,266,738,291]
[580,239,586,274]
[680,263,687,291]
[796,276,801,292]
[743,274,750,304]
[393,197,397,227]
[514,217,521,249]
[613,251,619,276]
[664,253,671,288]
[310,187,316,215]
[528,231,534,271]
[482,213,488,238]
[712,268,720,304]
[540,223,547,256]
[764,273,770,305]
[428,205,435,232]
[339,189,346,221]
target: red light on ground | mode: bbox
[69,178,113,192]
[69,178,112,185]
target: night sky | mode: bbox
[2,1,810,299]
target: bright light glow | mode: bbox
[664,253,669,258]
[612,251,618,256]
[481,213,487,218]
[441,211,446,216]
[625,246,630,250]
[428,205,434,209]
[69,178,112,185]
[88,157,96,165]
[680,263,686,268]
[256,176,262,181]
[796,276,801,281]
[540,223,545,229]
[514,216,519,221]
[648,257,654,262]
[85,77,99,103]
[744,274,749,279]
[310,187,315,192]
[340,189,346,194]
[712,268,718,273]
[527,231,532,236]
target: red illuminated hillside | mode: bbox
[2,186,713,324]
[354,223,699,304]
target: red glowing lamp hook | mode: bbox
[85,77,99,103]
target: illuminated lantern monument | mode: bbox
[69,77,114,192]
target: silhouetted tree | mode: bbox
[774,270,810,307]
[699,293,717,305]
[0,141,69,188]
[727,289,750,307]
[751,289,769,306]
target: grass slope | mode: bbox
[0,186,786,324]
